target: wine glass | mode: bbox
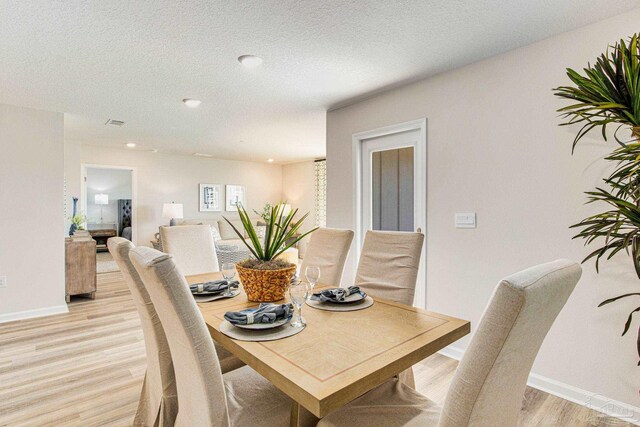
[289,281,309,328]
[305,266,320,296]
[221,262,236,296]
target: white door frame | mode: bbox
[352,118,427,308]
[80,163,139,245]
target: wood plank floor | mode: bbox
[0,272,630,426]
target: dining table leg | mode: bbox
[290,403,320,427]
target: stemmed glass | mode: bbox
[221,262,236,297]
[305,266,320,297]
[289,280,309,328]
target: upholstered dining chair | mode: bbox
[318,259,582,427]
[159,224,219,275]
[108,237,178,427]
[355,230,424,306]
[129,246,293,426]
[355,230,424,387]
[300,227,354,286]
[110,240,242,379]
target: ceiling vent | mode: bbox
[105,119,125,127]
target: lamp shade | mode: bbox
[282,204,292,216]
[94,194,109,205]
[162,203,183,219]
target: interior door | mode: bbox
[360,127,426,307]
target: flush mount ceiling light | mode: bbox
[267,158,274,163]
[182,98,202,108]
[238,55,263,68]
[125,142,136,148]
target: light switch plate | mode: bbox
[0,275,6,288]
[455,212,476,229]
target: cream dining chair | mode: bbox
[108,237,178,426]
[160,224,219,275]
[300,227,354,286]
[318,259,582,427]
[355,230,424,387]
[111,239,242,381]
[129,246,293,426]
[355,230,425,306]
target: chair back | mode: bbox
[107,237,178,426]
[130,246,230,426]
[439,259,581,427]
[300,228,354,286]
[160,225,219,275]
[354,231,424,305]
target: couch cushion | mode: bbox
[172,219,221,234]
[218,219,247,239]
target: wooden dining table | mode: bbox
[187,272,470,427]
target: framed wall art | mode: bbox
[225,185,245,211]
[199,183,222,212]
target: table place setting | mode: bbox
[306,285,374,312]
[218,280,309,341]
[191,262,241,302]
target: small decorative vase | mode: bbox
[69,197,79,236]
[236,263,297,302]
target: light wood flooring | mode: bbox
[0,272,631,426]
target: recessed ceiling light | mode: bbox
[182,98,202,108]
[149,149,158,153]
[126,142,136,148]
[193,153,213,158]
[238,55,263,68]
[267,158,274,163]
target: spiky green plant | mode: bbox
[224,202,317,264]
[554,34,640,152]
[555,34,640,366]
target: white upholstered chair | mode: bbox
[355,230,424,387]
[318,259,582,427]
[159,224,219,275]
[299,227,354,286]
[129,246,292,426]
[355,230,424,306]
[108,237,178,426]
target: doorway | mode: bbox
[80,164,138,250]
[352,119,427,308]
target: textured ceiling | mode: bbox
[1,1,638,163]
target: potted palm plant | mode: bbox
[554,34,640,365]
[224,202,317,302]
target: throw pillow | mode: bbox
[210,225,222,242]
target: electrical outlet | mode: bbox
[0,275,6,288]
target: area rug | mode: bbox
[96,251,120,274]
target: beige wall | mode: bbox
[76,145,284,246]
[0,104,66,320]
[327,10,640,409]
[282,160,317,230]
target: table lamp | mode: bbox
[162,202,184,226]
[95,193,109,224]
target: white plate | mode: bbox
[194,288,240,303]
[312,290,367,304]
[232,307,293,330]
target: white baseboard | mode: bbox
[0,304,68,324]
[437,345,640,426]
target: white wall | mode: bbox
[282,160,317,230]
[76,145,284,246]
[327,10,640,410]
[0,104,66,321]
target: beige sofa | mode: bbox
[169,218,260,250]
[162,218,307,260]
